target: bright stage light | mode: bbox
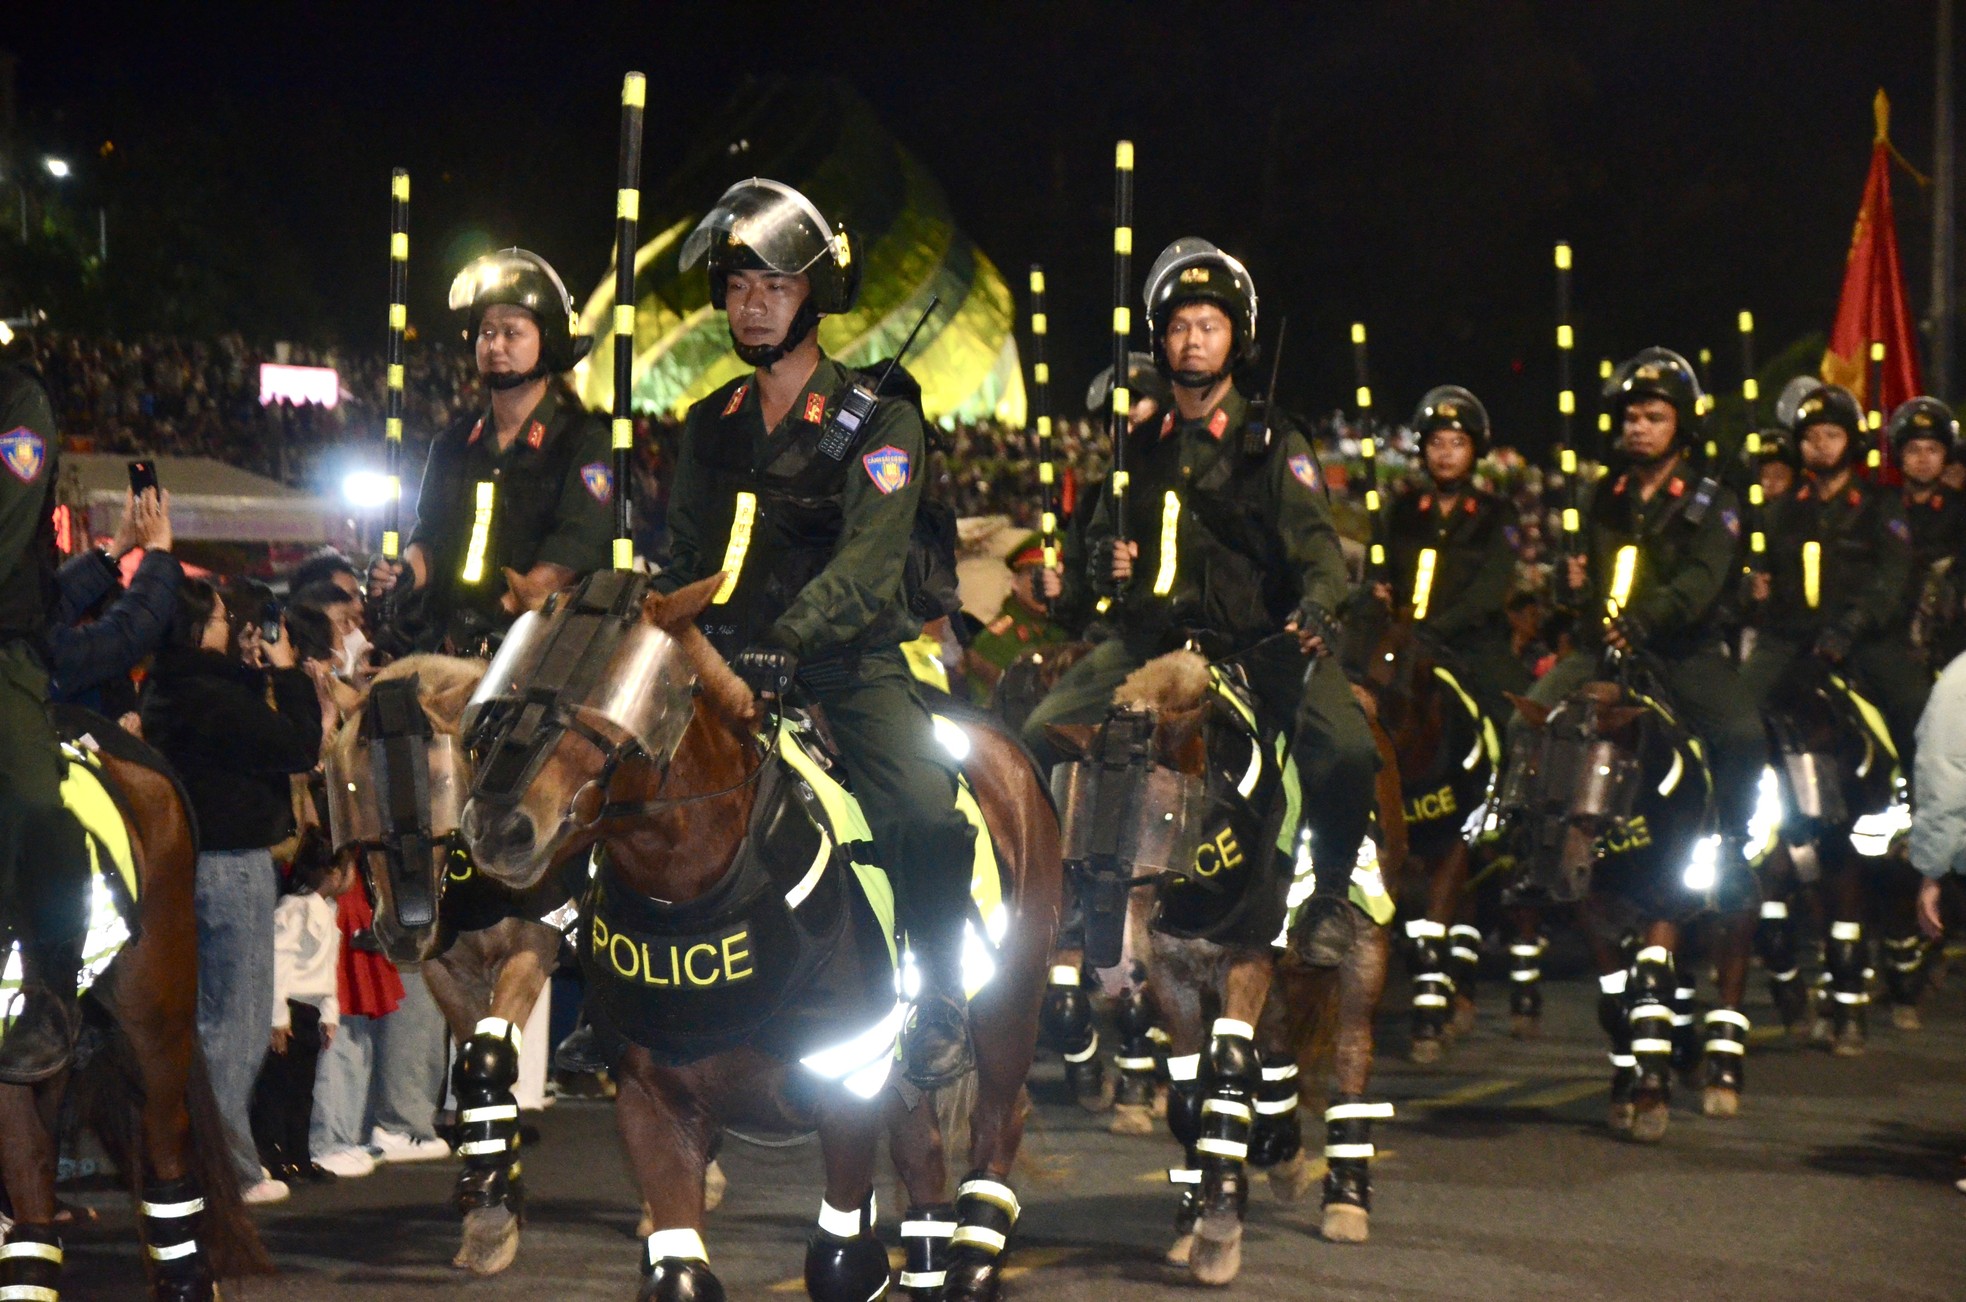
[342,471,397,510]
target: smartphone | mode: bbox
[127,459,159,496]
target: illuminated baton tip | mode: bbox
[1869,341,1886,362]
[622,72,646,108]
[391,170,410,201]
[1029,268,1045,293]
[1554,242,1572,270]
[1737,310,1754,334]
[1115,140,1134,169]
[1350,322,1366,345]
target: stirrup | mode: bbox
[901,991,973,1089]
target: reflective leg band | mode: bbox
[647,1229,708,1264]
[1674,987,1696,1001]
[1510,943,1546,957]
[1768,968,1799,982]
[1830,922,1863,941]
[951,1226,1007,1254]
[1048,966,1079,986]
[1599,971,1629,995]
[1201,1099,1252,1121]
[1609,1053,1637,1068]
[1704,1039,1746,1054]
[461,1104,520,1125]
[1210,1018,1253,1041]
[474,1016,521,1054]
[1631,1038,1674,1054]
[1261,1063,1299,1082]
[1452,946,1481,965]
[1833,991,1865,1004]
[1167,1168,1202,1185]
[0,1288,61,1302]
[1255,1097,1299,1114]
[901,1273,948,1289]
[1629,1003,1673,1023]
[1165,1053,1200,1082]
[1635,945,1671,966]
[1510,969,1542,982]
[1705,1009,1750,1030]
[1760,900,1789,919]
[817,1196,873,1238]
[1414,992,1450,1007]
[1404,920,1447,939]
[1063,1033,1101,1064]
[1325,1144,1375,1160]
[458,1138,516,1156]
[148,1240,200,1261]
[1195,1138,1249,1158]
[1325,1101,1395,1121]
[1114,1055,1158,1071]
[0,1245,61,1264]
[139,1198,205,1219]
[1450,925,1483,942]
[901,1220,956,1238]
[956,1179,1020,1220]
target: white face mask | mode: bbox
[337,628,371,679]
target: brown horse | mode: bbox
[457,572,1062,1301]
[1,724,268,1299]
[1044,649,1406,1285]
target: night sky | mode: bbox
[8,0,1953,448]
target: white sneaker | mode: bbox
[242,1176,290,1205]
[369,1127,452,1163]
[315,1146,377,1178]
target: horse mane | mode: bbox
[639,577,759,727]
[325,654,488,767]
[1113,650,1210,713]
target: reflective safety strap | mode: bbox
[1760,900,1789,920]
[1196,1137,1249,1158]
[1114,1055,1158,1071]
[1404,919,1447,940]
[1152,490,1181,596]
[458,1137,517,1156]
[1413,992,1450,1007]
[0,1287,61,1301]
[1165,1053,1200,1082]
[901,1219,956,1238]
[140,1197,205,1219]
[460,481,496,584]
[957,1179,1020,1220]
[1048,965,1080,986]
[1704,1038,1746,1054]
[1063,1033,1101,1064]
[1830,921,1863,941]
[1325,1143,1375,1160]
[1260,1063,1299,1082]
[900,1272,948,1290]
[951,1226,1007,1255]
[1598,970,1628,995]
[1254,1096,1299,1114]
[475,1017,522,1054]
[1704,1008,1750,1030]
[647,1228,708,1264]
[1608,1052,1637,1069]
[1211,1018,1254,1041]
[1510,968,1542,983]
[712,492,758,605]
[0,1243,62,1264]
[1325,1101,1395,1121]
[148,1239,201,1261]
[1629,1003,1673,1023]
[1167,1167,1201,1185]
[461,1104,520,1125]
[1630,1037,1674,1054]
[1412,547,1438,620]
[1201,1099,1252,1121]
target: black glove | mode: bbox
[732,646,799,700]
[1289,599,1342,652]
[375,581,443,657]
[1813,624,1855,664]
[1610,612,1648,650]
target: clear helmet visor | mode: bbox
[1141,237,1256,317]
[679,178,839,278]
[446,247,575,316]
[324,734,465,852]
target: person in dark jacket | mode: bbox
[46,487,181,714]
[141,577,324,1203]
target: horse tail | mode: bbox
[70,1019,274,1280]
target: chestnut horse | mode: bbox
[458,573,1061,1301]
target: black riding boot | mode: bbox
[1404,920,1451,1054]
[0,937,83,1085]
[902,945,973,1090]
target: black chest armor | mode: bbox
[1386,487,1505,616]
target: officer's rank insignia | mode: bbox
[862,445,910,495]
[0,427,45,483]
[580,462,613,503]
[723,385,749,417]
[1888,517,1911,543]
[1207,409,1229,439]
[803,392,827,424]
[1721,508,1740,538]
[1288,453,1318,489]
[1160,413,1175,437]
[526,421,547,450]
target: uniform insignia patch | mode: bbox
[580,462,613,503]
[526,421,546,450]
[0,427,45,483]
[1161,412,1175,437]
[803,391,827,424]
[467,419,485,446]
[1287,453,1319,489]
[1208,409,1229,440]
[723,385,749,417]
[1887,516,1911,543]
[862,445,910,495]
[1721,508,1740,537]
[987,615,1013,636]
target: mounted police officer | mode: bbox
[0,356,91,1082]
[658,177,976,1087]
[1741,382,1926,766]
[1374,385,1527,726]
[1020,237,1378,965]
[373,248,614,654]
[1888,397,1966,664]
[1524,348,1763,857]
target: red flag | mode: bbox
[1821,90,1924,462]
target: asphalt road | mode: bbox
[64,964,1966,1300]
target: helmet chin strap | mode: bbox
[733,300,820,369]
[485,366,547,392]
[1171,366,1227,390]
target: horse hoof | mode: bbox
[1702,1087,1740,1119]
[1078,1072,1118,1114]
[704,1160,727,1213]
[1448,999,1477,1038]
[1510,1014,1540,1040]
[1607,1101,1635,1133]
[1320,1202,1370,1243]
[1891,1005,1922,1032]
[1188,1216,1243,1285]
[1164,1232,1195,1266]
[453,1206,520,1276]
[1410,1035,1442,1064]
[1808,1017,1834,1047]
[1629,1101,1669,1144]
[1109,1103,1156,1136]
[1268,1152,1317,1203]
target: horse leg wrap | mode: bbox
[0,1223,63,1300]
[1112,987,1160,1108]
[1164,1052,1204,1234]
[898,1203,957,1296]
[1040,965,1106,1100]
[1626,948,1675,1098]
[1322,1097,1393,1212]
[1448,924,1484,1009]
[1669,982,1701,1076]
[1881,934,1930,1007]
[1826,923,1869,1041]
[1248,1054,1302,1169]
[1702,1008,1748,1094]
[139,1175,214,1300]
[1509,936,1547,1019]
[1195,1019,1257,1217]
[640,1229,724,1302]
[945,1173,1019,1296]
[1756,901,1806,1026]
[452,1018,524,1219]
[804,1192,889,1302]
[1405,921,1451,1044]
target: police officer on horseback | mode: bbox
[659,177,977,1087]
[1525,348,1763,858]
[372,248,614,655]
[1375,385,1528,726]
[0,356,91,1082]
[1888,397,1966,664]
[1020,237,1379,965]
[1741,382,1927,766]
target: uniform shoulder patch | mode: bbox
[862,445,911,495]
[1287,453,1319,489]
[0,427,46,483]
[803,391,827,425]
[1207,408,1229,440]
[526,420,547,450]
[1887,516,1911,543]
[580,462,613,503]
[1721,507,1740,538]
[722,384,749,418]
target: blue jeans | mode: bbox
[195,848,277,1189]
[310,967,447,1150]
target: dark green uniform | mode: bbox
[1902,485,1966,662]
[1021,387,1378,872]
[969,593,1071,687]
[1740,473,1928,764]
[654,357,974,983]
[1383,483,1528,724]
[1527,462,1763,836]
[407,385,613,646]
[0,363,90,1080]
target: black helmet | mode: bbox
[1887,396,1959,461]
[1606,347,1703,439]
[1787,382,1865,465]
[448,248,591,376]
[1142,237,1258,383]
[1085,350,1173,417]
[1411,385,1491,456]
[680,177,860,315]
[1749,426,1799,469]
